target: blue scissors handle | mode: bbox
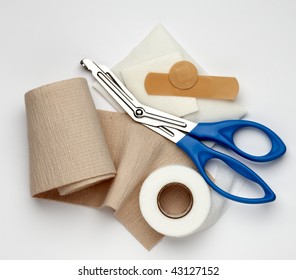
[177,135,276,204]
[188,120,286,162]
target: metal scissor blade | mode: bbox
[143,124,185,143]
[81,59,139,122]
[80,59,196,131]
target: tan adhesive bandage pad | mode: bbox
[25,78,116,196]
[145,61,239,100]
[169,61,198,89]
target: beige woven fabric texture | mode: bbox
[24,78,196,250]
[25,78,116,196]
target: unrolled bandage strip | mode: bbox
[145,60,239,100]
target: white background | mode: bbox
[0,0,295,260]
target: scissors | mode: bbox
[80,59,286,204]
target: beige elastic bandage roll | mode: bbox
[24,77,197,250]
[25,78,116,196]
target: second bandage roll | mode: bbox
[139,165,211,237]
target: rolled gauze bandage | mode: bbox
[25,78,116,196]
[139,165,211,237]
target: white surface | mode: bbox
[0,0,295,260]
[139,165,211,237]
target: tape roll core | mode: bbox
[139,165,211,237]
[157,182,193,219]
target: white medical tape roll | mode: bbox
[139,165,211,237]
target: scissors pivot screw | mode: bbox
[135,108,145,118]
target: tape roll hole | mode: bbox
[157,182,193,219]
